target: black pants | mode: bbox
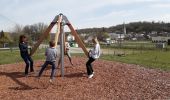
[21,55,34,75]
[86,57,95,75]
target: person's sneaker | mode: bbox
[88,74,94,78]
[49,79,53,83]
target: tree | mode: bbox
[0,30,13,47]
[23,23,48,42]
[12,24,23,34]
[10,24,24,46]
[96,32,110,41]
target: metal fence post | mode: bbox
[60,22,65,77]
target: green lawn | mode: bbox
[0,49,45,65]
[100,41,170,50]
[101,50,170,71]
[0,48,170,71]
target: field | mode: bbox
[0,49,45,65]
[101,50,170,71]
[101,41,170,50]
[1,47,170,70]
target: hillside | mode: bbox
[76,21,170,34]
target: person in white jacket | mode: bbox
[86,37,100,78]
[65,41,73,65]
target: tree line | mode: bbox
[10,23,48,46]
[76,21,170,34]
[1,21,170,47]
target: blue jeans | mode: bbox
[38,61,56,79]
[21,54,34,75]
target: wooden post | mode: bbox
[30,13,88,62]
[67,23,88,57]
[30,23,55,56]
[54,15,63,48]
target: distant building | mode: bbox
[135,34,145,40]
[109,33,125,41]
[50,33,75,42]
[67,34,75,42]
[132,38,137,41]
[105,38,111,44]
[0,31,12,48]
[152,36,170,43]
[84,35,93,43]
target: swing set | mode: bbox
[30,13,88,77]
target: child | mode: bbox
[65,41,73,65]
[19,35,34,77]
[86,37,100,78]
[58,40,73,66]
[38,41,58,82]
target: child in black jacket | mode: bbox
[19,35,34,77]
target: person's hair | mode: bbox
[49,40,56,47]
[92,37,99,44]
[19,35,26,43]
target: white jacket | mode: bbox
[89,43,101,59]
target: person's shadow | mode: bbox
[0,71,38,90]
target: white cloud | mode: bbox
[151,3,170,8]
[0,0,170,31]
[86,10,135,21]
[146,14,170,22]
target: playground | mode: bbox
[0,57,170,99]
[0,13,170,100]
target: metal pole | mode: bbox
[60,22,65,77]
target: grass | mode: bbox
[0,49,45,65]
[99,41,170,50]
[101,50,170,71]
[71,50,170,71]
[0,48,170,71]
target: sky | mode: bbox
[0,0,170,32]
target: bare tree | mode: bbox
[23,23,48,42]
[12,24,23,34]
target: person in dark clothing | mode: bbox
[19,35,34,77]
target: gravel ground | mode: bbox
[0,57,170,100]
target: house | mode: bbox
[67,34,75,42]
[152,36,170,43]
[84,35,93,43]
[0,31,12,48]
[109,33,125,41]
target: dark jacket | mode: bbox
[19,42,29,57]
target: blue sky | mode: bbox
[0,0,170,31]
